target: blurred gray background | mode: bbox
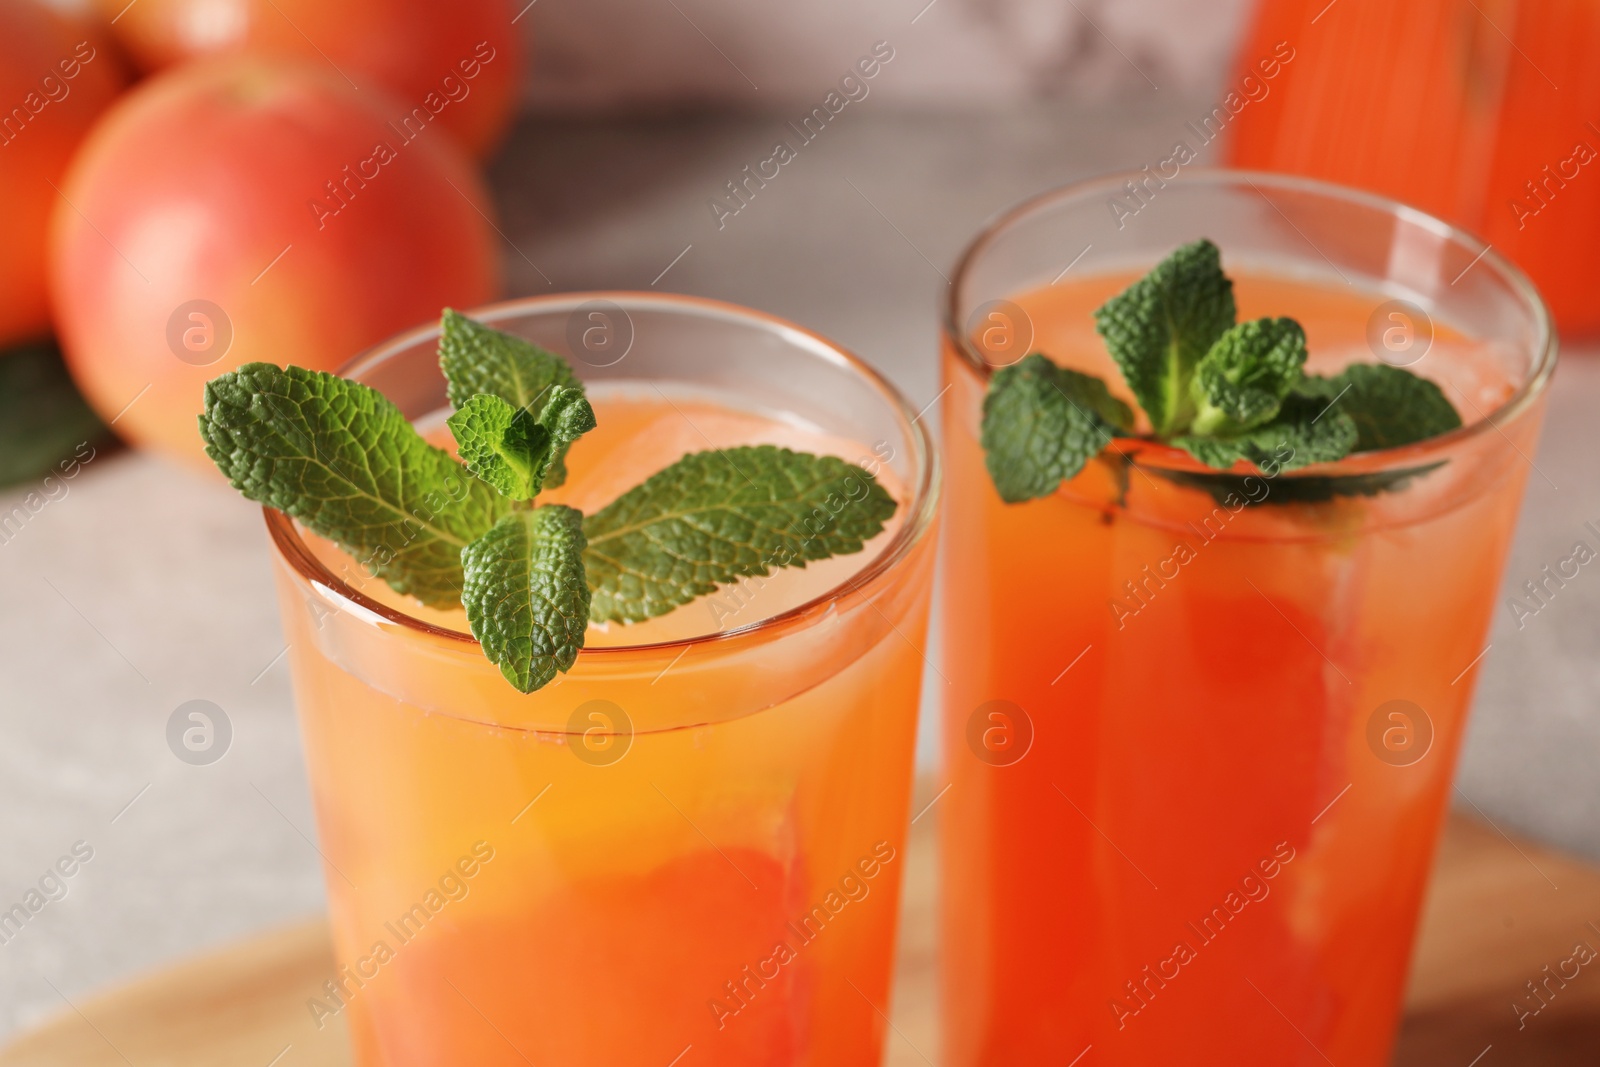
[3,0,1597,1045]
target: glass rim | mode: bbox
[943,167,1559,469]
[263,290,942,658]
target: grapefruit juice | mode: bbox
[266,296,940,1067]
[938,177,1553,1066]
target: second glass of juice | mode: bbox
[939,172,1554,1064]
[267,294,939,1065]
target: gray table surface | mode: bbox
[2,95,1596,1041]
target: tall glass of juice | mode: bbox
[939,171,1554,1065]
[267,293,939,1065]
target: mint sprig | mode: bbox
[200,312,897,693]
[980,238,1462,505]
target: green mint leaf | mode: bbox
[979,352,1133,503]
[439,309,584,488]
[199,363,507,607]
[532,384,596,491]
[461,505,590,694]
[439,308,580,410]
[1171,392,1358,472]
[582,445,896,623]
[1296,363,1462,451]
[1152,461,1449,507]
[1094,238,1235,435]
[448,386,596,501]
[448,394,548,499]
[537,384,599,443]
[1189,317,1306,436]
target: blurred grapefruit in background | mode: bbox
[98,0,526,157]
[50,58,502,470]
[0,0,126,349]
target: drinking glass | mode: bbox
[267,292,940,1066]
[938,171,1554,1065]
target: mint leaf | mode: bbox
[1094,238,1235,435]
[979,353,1133,503]
[537,384,598,443]
[439,309,583,488]
[1172,392,1358,471]
[449,395,545,499]
[448,385,596,500]
[461,505,590,693]
[583,445,896,623]
[1153,461,1448,507]
[1297,364,1462,451]
[439,309,579,411]
[534,382,598,493]
[1189,317,1306,436]
[200,363,507,607]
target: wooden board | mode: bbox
[6,811,1599,1066]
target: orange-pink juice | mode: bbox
[271,384,936,1066]
[939,270,1543,1065]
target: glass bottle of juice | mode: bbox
[1227,0,1600,336]
[939,173,1553,1065]
[253,294,940,1066]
